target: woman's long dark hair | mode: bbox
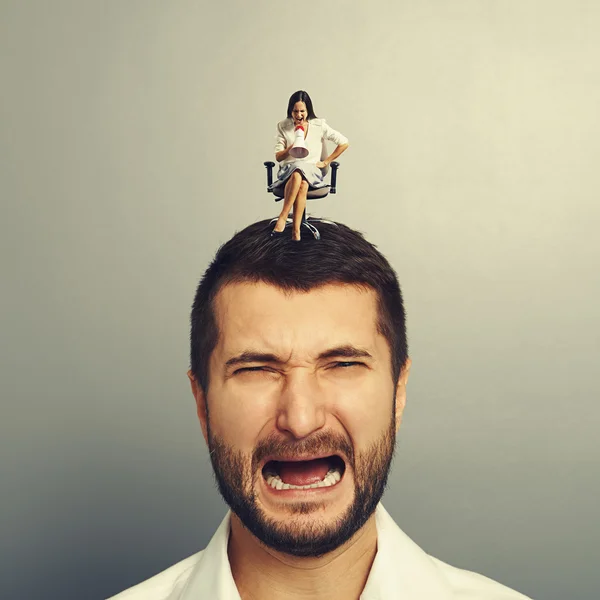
[286,90,318,120]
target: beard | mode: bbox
[206,415,396,558]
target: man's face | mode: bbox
[189,282,409,557]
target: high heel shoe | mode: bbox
[270,229,285,237]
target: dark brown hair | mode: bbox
[190,219,408,391]
[286,90,318,120]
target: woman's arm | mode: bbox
[317,142,349,168]
[318,119,349,167]
[275,144,294,162]
[274,120,294,162]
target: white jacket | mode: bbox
[274,117,349,165]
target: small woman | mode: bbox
[270,91,349,240]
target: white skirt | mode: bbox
[268,160,329,197]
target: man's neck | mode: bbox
[227,514,378,600]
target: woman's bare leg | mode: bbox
[273,171,302,232]
[292,180,309,240]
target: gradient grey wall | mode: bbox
[2,1,598,599]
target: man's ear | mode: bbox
[394,358,411,434]
[188,370,209,445]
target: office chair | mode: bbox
[263,161,340,240]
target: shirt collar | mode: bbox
[178,511,241,600]
[180,504,452,600]
[361,504,452,600]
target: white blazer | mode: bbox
[107,504,533,599]
[274,117,349,165]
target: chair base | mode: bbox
[269,215,338,240]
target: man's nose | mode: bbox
[276,370,326,440]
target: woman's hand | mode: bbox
[316,160,328,169]
[276,144,295,162]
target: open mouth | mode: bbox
[262,455,346,491]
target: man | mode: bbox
[110,219,532,599]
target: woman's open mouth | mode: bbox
[262,455,346,491]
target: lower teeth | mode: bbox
[265,468,342,491]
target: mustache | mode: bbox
[252,431,354,471]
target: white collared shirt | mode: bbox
[108,504,532,600]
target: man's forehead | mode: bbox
[212,281,382,354]
[214,280,378,314]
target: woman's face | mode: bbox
[291,101,308,125]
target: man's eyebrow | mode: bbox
[225,351,283,368]
[224,346,373,368]
[317,345,373,361]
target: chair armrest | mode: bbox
[330,161,339,194]
[264,161,275,190]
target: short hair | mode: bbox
[286,90,318,120]
[190,219,408,392]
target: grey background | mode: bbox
[1,1,598,599]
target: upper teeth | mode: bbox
[265,467,342,491]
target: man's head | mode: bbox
[188,220,410,557]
